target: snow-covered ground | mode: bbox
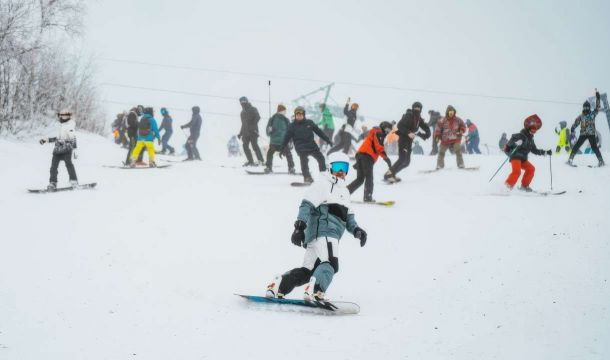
[1,133,609,360]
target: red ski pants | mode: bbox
[505,160,535,188]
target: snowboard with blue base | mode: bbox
[235,294,360,315]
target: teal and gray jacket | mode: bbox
[296,173,359,244]
[266,112,290,146]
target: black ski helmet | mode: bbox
[239,96,249,104]
[583,101,591,113]
[379,121,393,134]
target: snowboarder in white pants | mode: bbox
[266,152,367,301]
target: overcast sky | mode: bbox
[79,0,610,149]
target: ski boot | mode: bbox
[70,180,79,189]
[288,167,296,175]
[566,158,575,167]
[265,276,284,299]
[258,160,266,167]
[363,193,375,203]
[519,186,533,193]
[169,149,175,155]
[129,161,136,168]
[383,170,393,181]
[264,167,272,174]
[47,182,57,192]
[304,176,314,184]
[599,159,605,167]
[458,164,465,169]
[149,161,157,168]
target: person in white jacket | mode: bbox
[39,109,78,191]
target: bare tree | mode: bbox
[0,0,103,136]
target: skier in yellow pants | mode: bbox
[555,121,570,154]
[130,107,161,167]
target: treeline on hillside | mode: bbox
[0,0,104,135]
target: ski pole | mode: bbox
[549,154,553,191]
[489,147,518,182]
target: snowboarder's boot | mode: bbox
[265,276,284,299]
[567,158,574,166]
[288,167,296,175]
[519,186,533,193]
[47,182,57,192]
[169,149,175,155]
[363,193,375,203]
[70,180,79,189]
[303,277,317,301]
[264,167,272,174]
[129,161,136,168]
[599,159,605,167]
[304,176,314,184]
[149,161,157,168]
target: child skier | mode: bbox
[347,121,394,201]
[503,114,552,192]
[40,109,79,191]
[567,90,605,167]
[130,107,161,167]
[265,152,367,301]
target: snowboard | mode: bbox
[291,182,312,187]
[245,169,302,176]
[103,164,171,169]
[28,182,97,194]
[236,294,360,315]
[351,200,396,207]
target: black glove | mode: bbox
[291,220,306,247]
[180,125,186,129]
[237,134,242,140]
[279,149,284,159]
[39,139,46,145]
[546,149,552,155]
[353,227,367,247]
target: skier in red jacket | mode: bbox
[347,121,394,202]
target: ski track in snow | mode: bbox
[1,134,609,360]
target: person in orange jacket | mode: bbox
[347,121,394,202]
[503,114,552,192]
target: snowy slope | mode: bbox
[1,134,609,360]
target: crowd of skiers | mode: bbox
[110,104,203,168]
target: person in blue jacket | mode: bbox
[130,107,161,167]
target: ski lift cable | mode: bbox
[99,57,581,106]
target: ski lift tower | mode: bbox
[291,83,335,120]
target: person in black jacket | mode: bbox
[265,104,295,173]
[384,102,430,181]
[281,106,333,183]
[504,114,552,191]
[238,96,264,166]
[124,106,142,165]
[327,98,359,155]
[180,106,202,161]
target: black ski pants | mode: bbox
[297,149,326,180]
[347,153,375,199]
[327,131,351,155]
[570,135,603,161]
[186,135,201,160]
[50,151,77,183]
[242,135,264,163]
[389,136,413,175]
[266,144,295,169]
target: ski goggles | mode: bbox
[330,161,350,175]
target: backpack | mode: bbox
[138,116,151,136]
